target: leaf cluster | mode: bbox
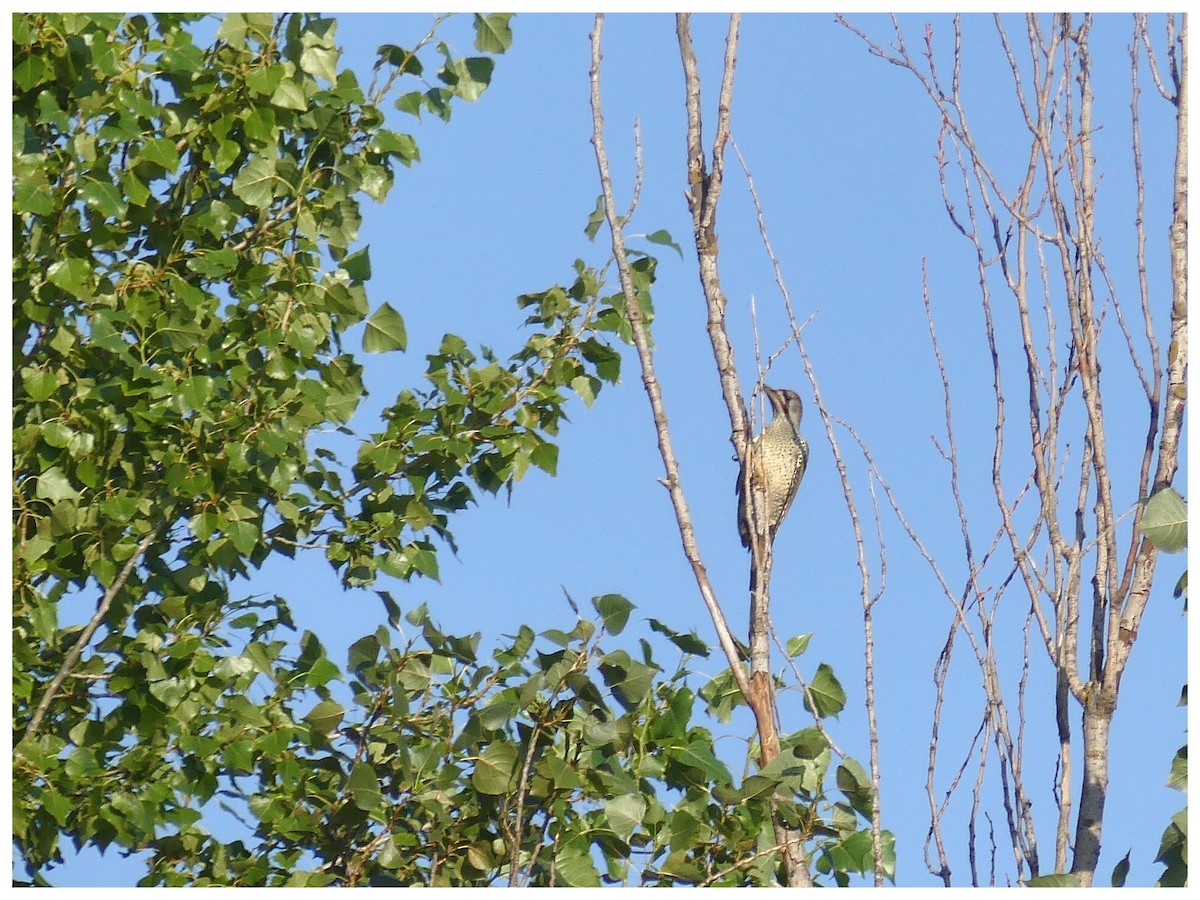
[18,591,882,886]
[10,10,618,881]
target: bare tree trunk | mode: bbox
[1071,697,1114,884]
[1074,13,1187,887]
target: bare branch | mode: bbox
[842,11,1184,886]
[587,14,750,703]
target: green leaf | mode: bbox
[592,593,634,636]
[1028,873,1084,887]
[820,830,897,883]
[473,13,514,53]
[22,367,59,402]
[305,657,341,688]
[348,634,380,672]
[1111,850,1131,887]
[570,374,598,407]
[362,302,407,353]
[377,44,422,75]
[581,713,619,748]
[530,441,558,476]
[1155,807,1187,887]
[231,155,277,208]
[647,618,710,656]
[139,137,181,172]
[836,757,873,817]
[599,650,653,711]
[805,663,847,719]
[178,375,217,413]
[787,633,813,657]
[13,50,51,92]
[604,794,646,839]
[300,42,339,86]
[35,466,78,502]
[393,90,424,118]
[41,789,72,827]
[370,130,419,164]
[14,171,54,216]
[242,106,277,146]
[1140,487,1187,553]
[584,195,606,240]
[64,746,102,778]
[187,248,239,278]
[1166,745,1187,792]
[216,12,274,49]
[439,56,494,102]
[303,699,345,734]
[673,741,730,784]
[644,228,683,259]
[340,246,371,282]
[221,502,261,555]
[554,848,601,887]
[78,177,127,218]
[46,258,93,294]
[348,762,382,811]
[270,78,308,111]
[471,741,518,795]
[411,548,438,580]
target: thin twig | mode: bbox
[733,136,887,886]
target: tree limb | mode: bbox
[24,527,160,740]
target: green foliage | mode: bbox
[10,10,624,883]
[1154,747,1188,886]
[11,11,875,888]
[19,584,881,886]
[1155,808,1187,887]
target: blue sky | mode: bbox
[40,11,1187,887]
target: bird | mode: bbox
[736,386,808,549]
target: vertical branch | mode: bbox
[677,14,750,450]
[586,14,750,705]
[1151,11,1187,500]
[674,14,813,887]
[1100,0,1187,790]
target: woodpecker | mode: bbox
[736,386,808,548]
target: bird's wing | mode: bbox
[774,438,808,535]
[736,439,770,547]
